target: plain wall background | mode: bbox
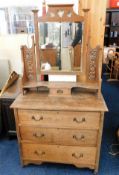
[0,34,33,74]
[0,0,78,74]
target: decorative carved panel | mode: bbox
[21,36,36,83]
[87,46,100,81]
[39,4,84,22]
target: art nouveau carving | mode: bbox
[21,4,102,97]
[21,36,36,83]
[87,46,100,82]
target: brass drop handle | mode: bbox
[72,153,83,159]
[73,117,86,123]
[33,133,45,138]
[73,135,85,141]
[34,150,45,156]
[57,89,63,94]
[32,115,43,121]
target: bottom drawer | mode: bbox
[22,143,96,166]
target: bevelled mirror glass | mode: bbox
[39,22,83,73]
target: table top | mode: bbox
[11,91,108,112]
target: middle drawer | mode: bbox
[20,126,98,146]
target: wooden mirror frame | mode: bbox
[33,4,90,77]
[21,4,102,97]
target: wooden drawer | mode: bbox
[20,126,98,146]
[22,143,96,166]
[49,88,71,97]
[18,110,100,129]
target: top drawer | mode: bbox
[18,110,100,129]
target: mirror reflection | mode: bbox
[39,22,83,72]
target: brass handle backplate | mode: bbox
[72,153,83,159]
[34,150,45,156]
[73,135,85,141]
[73,117,86,123]
[33,133,45,138]
[32,116,43,121]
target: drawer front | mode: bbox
[20,126,98,146]
[18,110,100,129]
[49,88,71,97]
[22,143,96,166]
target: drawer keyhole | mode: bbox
[73,135,85,141]
[33,133,45,138]
[72,153,83,159]
[73,117,86,124]
[32,116,43,121]
[34,150,45,156]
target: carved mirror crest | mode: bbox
[37,4,85,74]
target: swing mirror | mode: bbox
[39,22,83,73]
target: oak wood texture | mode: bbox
[18,110,100,130]
[12,92,107,173]
[95,112,104,173]
[32,10,40,74]
[20,1,107,97]
[22,143,97,167]
[12,2,108,174]
[79,0,107,48]
[20,126,98,146]
[49,88,71,97]
[78,0,107,95]
[38,4,84,23]
[21,81,100,96]
[33,4,86,80]
[11,92,107,112]
[36,5,91,85]
[21,36,36,85]
[30,4,102,96]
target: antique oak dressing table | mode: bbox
[11,4,108,174]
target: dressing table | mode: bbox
[11,4,108,174]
